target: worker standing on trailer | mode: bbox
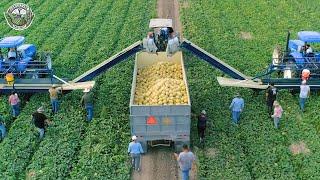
[174,144,195,180]
[128,135,144,172]
[32,107,51,139]
[48,85,60,114]
[299,80,310,112]
[301,69,310,81]
[0,115,6,140]
[197,110,207,143]
[143,32,158,53]
[8,48,16,60]
[266,83,278,115]
[8,91,20,119]
[271,101,283,129]
[229,93,244,125]
[81,87,93,122]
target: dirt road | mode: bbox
[131,147,180,180]
[157,0,182,36]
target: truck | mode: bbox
[129,51,191,152]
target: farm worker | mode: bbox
[0,115,6,140]
[299,80,310,112]
[197,110,207,143]
[8,48,16,60]
[305,44,313,54]
[271,101,283,129]
[8,91,20,118]
[266,83,278,115]
[128,135,144,171]
[48,85,60,114]
[143,32,158,53]
[32,107,51,139]
[166,31,180,57]
[229,93,244,125]
[81,87,93,122]
[174,144,195,180]
[301,69,310,81]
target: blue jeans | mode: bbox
[85,104,93,122]
[299,98,307,111]
[11,104,20,117]
[131,153,141,170]
[51,99,59,113]
[0,124,6,139]
[181,169,190,180]
[232,111,241,124]
[38,128,45,139]
[274,117,280,129]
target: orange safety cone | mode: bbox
[147,116,157,125]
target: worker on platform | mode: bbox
[8,91,20,118]
[8,48,16,60]
[266,83,278,116]
[32,107,51,139]
[81,87,93,122]
[143,32,158,53]
[229,93,244,125]
[128,135,144,172]
[174,144,195,180]
[301,69,310,81]
[305,44,313,54]
[197,110,207,143]
[0,115,6,140]
[299,80,310,112]
[271,101,283,129]
[166,31,180,57]
[49,85,60,114]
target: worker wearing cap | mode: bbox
[8,91,20,118]
[49,85,60,114]
[128,135,144,171]
[81,88,93,122]
[197,110,207,143]
[32,107,50,139]
[299,80,310,112]
[229,93,244,125]
[0,115,6,140]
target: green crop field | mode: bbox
[181,0,320,179]
[1,0,320,179]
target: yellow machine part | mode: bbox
[5,73,14,85]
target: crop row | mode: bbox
[181,0,320,179]
[22,0,130,178]
[70,0,156,178]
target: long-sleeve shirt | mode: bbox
[8,94,19,105]
[229,97,244,112]
[128,141,144,154]
[273,106,283,118]
[81,92,93,105]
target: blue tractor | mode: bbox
[271,31,320,79]
[0,36,52,80]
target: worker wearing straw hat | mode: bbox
[229,93,244,125]
[49,85,60,114]
[271,101,283,129]
[81,87,93,122]
[299,80,310,112]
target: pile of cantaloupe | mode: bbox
[134,61,188,105]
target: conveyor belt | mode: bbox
[181,39,249,80]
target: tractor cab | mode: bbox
[143,18,180,55]
[287,31,320,64]
[0,36,52,79]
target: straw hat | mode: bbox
[37,107,44,113]
[83,88,90,93]
[273,101,279,106]
[302,80,307,85]
[132,135,137,141]
[201,110,206,115]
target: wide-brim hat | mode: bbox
[37,107,44,112]
[273,101,279,106]
[302,80,307,84]
[201,110,206,115]
[132,135,137,141]
[83,88,90,93]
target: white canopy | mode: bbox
[149,18,173,28]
